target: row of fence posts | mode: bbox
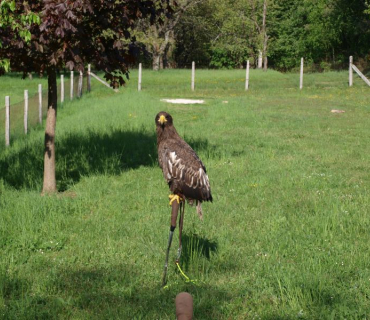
[137,57,368,92]
[4,65,91,147]
[4,59,368,146]
[136,61,251,92]
[136,59,301,91]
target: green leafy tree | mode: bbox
[174,0,370,70]
[173,2,212,67]
[134,0,199,70]
[174,0,273,69]
[268,0,370,70]
[0,0,40,71]
[209,0,254,68]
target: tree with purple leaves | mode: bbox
[0,0,170,193]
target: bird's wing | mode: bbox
[159,140,211,200]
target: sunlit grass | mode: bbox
[0,69,370,319]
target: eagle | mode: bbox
[155,111,212,217]
[155,111,212,286]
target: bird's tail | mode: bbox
[196,201,203,220]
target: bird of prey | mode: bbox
[155,111,212,285]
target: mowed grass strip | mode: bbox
[0,69,369,319]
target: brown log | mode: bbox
[176,292,193,320]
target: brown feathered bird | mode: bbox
[155,111,212,214]
[155,111,212,285]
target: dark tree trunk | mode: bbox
[42,67,58,194]
[263,56,268,71]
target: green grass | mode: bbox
[0,73,49,107]
[0,72,80,147]
[1,69,370,319]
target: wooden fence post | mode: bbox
[24,90,28,134]
[70,71,74,100]
[191,61,195,91]
[38,84,42,124]
[300,57,304,90]
[78,70,83,98]
[138,63,142,91]
[5,96,10,146]
[87,64,91,92]
[245,60,250,91]
[349,56,353,87]
[61,75,64,103]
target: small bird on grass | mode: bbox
[155,111,212,286]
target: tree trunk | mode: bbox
[153,52,160,71]
[258,51,263,68]
[151,29,173,70]
[262,0,268,71]
[42,67,58,194]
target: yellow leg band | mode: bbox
[169,194,183,206]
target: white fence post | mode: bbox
[245,60,250,91]
[87,64,91,92]
[300,58,304,90]
[61,75,64,103]
[70,71,74,100]
[138,63,142,91]
[24,90,28,134]
[38,84,42,124]
[349,56,353,87]
[191,61,195,91]
[5,96,10,146]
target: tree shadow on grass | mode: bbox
[0,128,212,191]
[2,262,363,319]
[0,262,233,319]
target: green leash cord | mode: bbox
[176,262,199,285]
[163,262,200,289]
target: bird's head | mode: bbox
[155,111,173,129]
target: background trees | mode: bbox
[134,0,370,70]
[133,0,201,70]
[268,0,370,70]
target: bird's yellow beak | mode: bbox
[158,115,167,125]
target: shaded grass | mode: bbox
[1,69,370,319]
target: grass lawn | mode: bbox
[0,68,370,319]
